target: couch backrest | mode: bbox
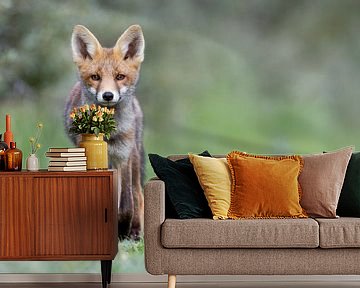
[167,154,225,161]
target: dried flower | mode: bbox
[29,122,43,155]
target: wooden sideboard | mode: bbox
[0,170,118,288]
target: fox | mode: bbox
[64,24,145,240]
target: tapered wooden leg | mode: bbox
[168,274,176,288]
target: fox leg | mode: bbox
[130,147,144,240]
[117,159,134,240]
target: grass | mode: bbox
[0,239,145,273]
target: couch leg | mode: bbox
[168,274,176,288]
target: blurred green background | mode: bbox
[1,0,360,273]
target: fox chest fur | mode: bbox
[67,81,143,165]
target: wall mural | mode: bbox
[1,0,360,273]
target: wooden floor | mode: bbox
[0,282,360,288]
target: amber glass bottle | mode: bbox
[5,142,22,171]
[0,134,8,171]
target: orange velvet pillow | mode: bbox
[227,151,307,219]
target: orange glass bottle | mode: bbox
[5,142,22,171]
[4,114,14,147]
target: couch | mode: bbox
[144,153,360,288]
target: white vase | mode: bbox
[26,154,39,171]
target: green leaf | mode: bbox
[94,127,100,136]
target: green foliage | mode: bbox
[120,238,144,255]
[0,240,145,273]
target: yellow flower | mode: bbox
[110,108,115,115]
[36,143,41,149]
[84,104,90,111]
[73,107,78,113]
[96,111,103,117]
[92,116,97,122]
[99,117,104,122]
[29,137,35,143]
[80,107,86,113]
[70,112,76,119]
[90,104,96,111]
[101,107,105,112]
[38,123,43,128]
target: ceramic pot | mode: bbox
[26,153,39,171]
[79,133,108,170]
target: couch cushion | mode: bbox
[299,146,353,218]
[189,154,231,220]
[226,151,307,219]
[148,151,213,219]
[316,217,360,248]
[337,152,360,217]
[161,218,319,248]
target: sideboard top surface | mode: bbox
[0,169,117,177]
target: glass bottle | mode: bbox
[4,114,14,147]
[5,142,22,171]
[0,134,8,171]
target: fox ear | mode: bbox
[71,25,102,62]
[114,25,145,62]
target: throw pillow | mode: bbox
[148,151,212,219]
[189,154,231,219]
[299,146,353,218]
[337,152,360,217]
[227,151,307,219]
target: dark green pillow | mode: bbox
[337,152,360,217]
[148,151,212,219]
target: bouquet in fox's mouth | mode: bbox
[69,104,116,140]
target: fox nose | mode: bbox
[103,92,114,101]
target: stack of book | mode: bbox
[46,147,87,171]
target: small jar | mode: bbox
[0,134,8,171]
[5,142,22,171]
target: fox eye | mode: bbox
[116,74,126,81]
[91,74,101,81]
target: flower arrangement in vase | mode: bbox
[27,122,43,171]
[69,104,116,169]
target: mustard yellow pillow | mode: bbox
[189,154,231,219]
[227,151,307,219]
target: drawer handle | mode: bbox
[104,208,108,223]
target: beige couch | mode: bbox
[144,161,360,288]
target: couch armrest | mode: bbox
[144,179,165,275]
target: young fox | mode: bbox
[64,25,145,240]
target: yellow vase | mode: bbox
[79,133,108,170]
